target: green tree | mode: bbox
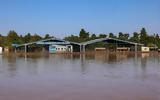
[23,33,32,43]
[129,32,140,43]
[0,34,3,46]
[156,34,159,39]
[147,33,160,48]
[140,28,148,46]
[109,33,116,38]
[30,34,42,42]
[155,34,160,48]
[0,36,3,46]
[98,34,106,38]
[91,34,97,39]
[19,35,24,44]
[65,35,81,42]
[118,32,124,40]
[118,32,129,40]
[7,30,20,45]
[79,29,89,39]
[44,34,52,39]
[123,34,129,40]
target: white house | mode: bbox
[49,45,73,53]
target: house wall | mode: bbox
[49,45,73,53]
[117,47,130,51]
[0,47,2,54]
[141,47,150,52]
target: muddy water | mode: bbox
[0,53,160,100]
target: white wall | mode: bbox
[55,45,67,52]
[141,47,150,52]
[0,47,2,54]
[52,45,73,52]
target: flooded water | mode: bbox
[0,52,160,100]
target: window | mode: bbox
[52,46,55,48]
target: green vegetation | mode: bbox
[0,31,53,48]
[0,28,160,49]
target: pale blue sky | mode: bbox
[0,0,160,38]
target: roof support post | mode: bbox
[15,47,17,53]
[70,45,73,53]
[115,40,117,52]
[80,45,82,52]
[24,45,27,53]
[83,45,85,53]
[135,43,138,52]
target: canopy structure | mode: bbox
[80,37,143,52]
[13,38,81,53]
[13,37,143,53]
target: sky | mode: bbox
[0,0,160,38]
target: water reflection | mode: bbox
[0,55,2,74]
[0,53,160,100]
[0,55,2,64]
[0,53,159,79]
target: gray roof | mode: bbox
[13,37,143,48]
[13,38,81,47]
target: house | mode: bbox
[49,45,73,53]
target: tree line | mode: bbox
[0,31,53,47]
[0,28,160,48]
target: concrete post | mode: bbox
[15,47,17,53]
[24,45,27,53]
[83,45,85,53]
[70,45,73,53]
[135,44,138,52]
[42,46,47,53]
[80,45,82,53]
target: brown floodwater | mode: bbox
[0,52,160,100]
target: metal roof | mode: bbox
[13,37,143,48]
[13,38,81,47]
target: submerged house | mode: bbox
[49,45,73,53]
